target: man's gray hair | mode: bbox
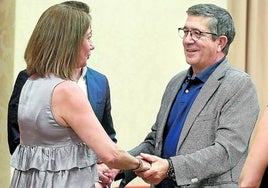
[187,4,235,55]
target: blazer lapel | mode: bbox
[177,60,230,151]
[155,71,187,155]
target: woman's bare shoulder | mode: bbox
[53,80,85,104]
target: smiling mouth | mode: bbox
[186,48,198,52]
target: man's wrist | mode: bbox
[166,158,176,182]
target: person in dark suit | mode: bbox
[117,4,260,188]
[8,70,29,154]
[7,1,117,188]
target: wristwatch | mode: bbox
[167,158,176,182]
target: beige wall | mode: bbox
[0,0,227,187]
[0,0,15,187]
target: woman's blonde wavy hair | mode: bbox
[25,4,91,81]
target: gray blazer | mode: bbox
[120,59,259,188]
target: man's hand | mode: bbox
[135,153,169,185]
[133,157,151,173]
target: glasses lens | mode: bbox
[178,28,186,39]
[191,30,201,41]
[178,28,201,41]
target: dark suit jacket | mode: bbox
[119,59,259,188]
[7,68,116,154]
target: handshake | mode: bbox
[132,154,151,172]
[96,153,171,187]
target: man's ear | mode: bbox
[217,35,228,52]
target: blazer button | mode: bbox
[191,178,198,183]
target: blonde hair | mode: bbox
[25,4,91,80]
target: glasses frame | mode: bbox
[178,27,218,41]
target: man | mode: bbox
[7,1,116,188]
[119,4,259,188]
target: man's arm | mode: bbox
[7,70,29,154]
[125,71,260,186]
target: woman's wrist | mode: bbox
[133,158,143,172]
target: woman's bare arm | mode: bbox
[239,107,268,188]
[52,81,149,171]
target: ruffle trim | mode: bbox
[10,143,98,171]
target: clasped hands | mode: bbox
[134,153,170,185]
[96,153,169,187]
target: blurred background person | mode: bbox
[239,107,268,188]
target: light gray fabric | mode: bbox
[10,74,98,188]
[123,59,260,187]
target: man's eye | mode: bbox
[193,30,201,36]
[183,30,189,34]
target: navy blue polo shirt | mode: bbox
[162,57,225,159]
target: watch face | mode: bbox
[168,169,175,177]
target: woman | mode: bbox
[10,4,149,188]
[239,107,268,188]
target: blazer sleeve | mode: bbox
[7,70,29,154]
[101,79,117,143]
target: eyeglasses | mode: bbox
[178,27,218,41]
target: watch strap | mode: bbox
[167,158,176,182]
